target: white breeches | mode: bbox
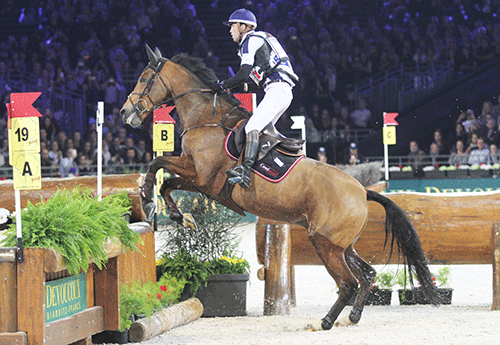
[245,82,293,133]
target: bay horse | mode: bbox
[120,46,440,329]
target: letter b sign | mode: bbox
[153,123,174,152]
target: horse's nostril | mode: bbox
[120,109,126,117]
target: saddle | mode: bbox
[216,120,306,216]
[232,120,305,161]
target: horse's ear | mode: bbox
[154,47,163,58]
[145,44,158,65]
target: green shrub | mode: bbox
[0,188,140,274]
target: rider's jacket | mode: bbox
[238,30,299,88]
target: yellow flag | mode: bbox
[383,126,396,145]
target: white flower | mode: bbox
[0,208,11,224]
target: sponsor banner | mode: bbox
[386,178,500,193]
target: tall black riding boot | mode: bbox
[227,130,259,188]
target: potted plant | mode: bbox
[434,266,453,305]
[367,270,395,305]
[397,267,453,305]
[396,269,419,305]
[156,191,250,317]
[93,274,186,344]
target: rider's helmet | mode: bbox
[223,8,257,28]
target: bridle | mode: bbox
[127,57,241,136]
[127,57,211,115]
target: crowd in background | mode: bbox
[1,0,500,173]
[408,95,500,170]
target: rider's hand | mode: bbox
[211,81,225,93]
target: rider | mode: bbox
[211,8,299,189]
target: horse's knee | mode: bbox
[338,280,358,301]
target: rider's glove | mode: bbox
[211,81,225,93]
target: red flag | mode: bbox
[9,92,42,118]
[383,112,399,126]
[153,106,176,123]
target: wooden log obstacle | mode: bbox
[0,174,156,345]
[256,190,500,314]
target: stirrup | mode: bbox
[226,165,251,188]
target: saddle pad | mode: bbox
[224,130,304,183]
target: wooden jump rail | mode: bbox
[256,190,500,315]
[0,174,155,345]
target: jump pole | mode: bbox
[96,101,104,200]
[382,112,399,180]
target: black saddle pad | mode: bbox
[224,130,304,183]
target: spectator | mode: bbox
[407,140,425,171]
[427,142,441,167]
[48,141,62,166]
[448,140,469,166]
[447,123,468,153]
[59,148,78,177]
[468,137,490,165]
[349,98,372,129]
[76,153,93,176]
[430,128,447,155]
[489,144,500,165]
[347,142,361,165]
[484,116,499,146]
[466,132,480,153]
[316,146,328,163]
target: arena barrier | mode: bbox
[0,175,155,345]
[0,174,147,223]
[256,187,500,315]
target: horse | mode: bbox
[120,45,440,329]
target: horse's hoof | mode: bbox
[183,213,198,230]
[321,316,334,331]
[349,309,362,324]
[142,201,156,221]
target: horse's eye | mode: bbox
[139,77,147,83]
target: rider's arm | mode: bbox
[221,64,252,89]
[221,35,264,89]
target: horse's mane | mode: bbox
[170,53,250,119]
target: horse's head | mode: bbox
[120,45,170,128]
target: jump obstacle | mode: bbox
[0,174,156,345]
[256,185,500,314]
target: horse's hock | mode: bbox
[256,190,500,314]
[0,174,155,345]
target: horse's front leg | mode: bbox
[160,176,199,230]
[140,156,196,221]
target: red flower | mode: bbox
[160,285,167,292]
[156,293,162,300]
[147,293,150,298]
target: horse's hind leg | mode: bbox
[344,245,376,324]
[308,232,358,331]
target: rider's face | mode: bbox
[230,23,242,43]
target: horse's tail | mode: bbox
[366,189,441,305]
